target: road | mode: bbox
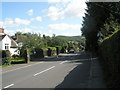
[2,51,92,88]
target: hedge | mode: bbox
[20,46,62,60]
[2,50,11,58]
[47,47,56,56]
[99,30,120,88]
[2,50,11,65]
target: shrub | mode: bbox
[12,54,19,59]
[2,50,11,58]
[56,46,62,55]
[20,49,27,62]
[33,48,44,58]
[61,46,66,53]
[47,48,52,56]
[46,47,56,56]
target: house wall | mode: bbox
[2,35,11,50]
[9,48,20,56]
[1,35,19,56]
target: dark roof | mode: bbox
[10,38,18,48]
[15,34,27,43]
[0,34,6,41]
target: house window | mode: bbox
[5,44,9,50]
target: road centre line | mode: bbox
[3,84,14,89]
[2,62,43,73]
[34,66,55,76]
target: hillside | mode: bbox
[56,35,85,42]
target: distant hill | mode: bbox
[56,35,85,43]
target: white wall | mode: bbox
[2,35,11,50]
[1,35,19,56]
[9,48,20,56]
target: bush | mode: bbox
[2,50,11,58]
[47,48,52,56]
[12,54,19,59]
[10,58,25,64]
[47,47,56,56]
[2,50,11,65]
[56,46,62,55]
[61,46,66,53]
[34,48,44,58]
[20,49,27,62]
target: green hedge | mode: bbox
[47,47,56,56]
[2,50,11,65]
[56,46,62,55]
[2,50,11,58]
[99,30,120,88]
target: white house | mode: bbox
[0,28,19,56]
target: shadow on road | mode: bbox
[31,51,91,62]
[55,57,91,88]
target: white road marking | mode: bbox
[34,66,55,76]
[60,61,68,64]
[4,84,14,89]
[2,62,43,73]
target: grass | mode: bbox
[0,59,25,68]
[0,64,13,68]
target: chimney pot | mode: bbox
[0,28,4,34]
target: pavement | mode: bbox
[88,57,106,88]
[1,51,106,89]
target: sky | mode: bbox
[0,0,87,36]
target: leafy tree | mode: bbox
[81,2,120,52]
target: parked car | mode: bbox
[69,49,74,53]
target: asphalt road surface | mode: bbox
[2,51,92,89]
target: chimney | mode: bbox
[0,28,4,34]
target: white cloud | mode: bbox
[31,16,42,22]
[16,28,32,33]
[5,28,42,36]
[48,23,81,31]
[46,0,87,20]
[30,25,43,29]
[15,18,30,25]
[4,29,16,36]
[4,18,18,27]
[16,28,42,34]
[0,21,4,27]
[2,18,31,28]
[47,6,64,20]
[27,9,33,16]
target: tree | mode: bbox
[17,33,45,63]
[81,2,120,52]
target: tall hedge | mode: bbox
[2,50,11,65]
[99,30,120,88]
[47,47,56,56]
[56,46,62,55]
[2,50,11,58]
[34,48,44,58]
